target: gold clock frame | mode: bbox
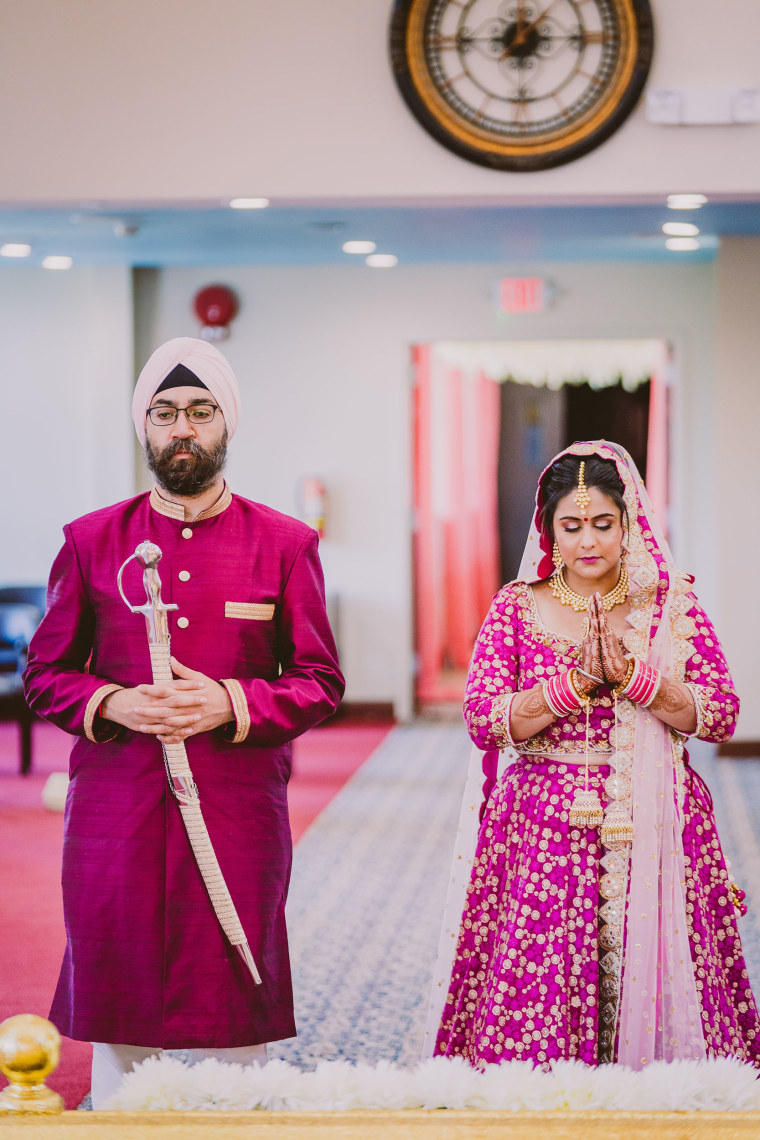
[390,0,654,171]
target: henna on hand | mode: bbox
[580,618,602,692]
[596,595,628,684]
[650,677,691,715]
[514,683,553,721]
[573,668,598,697]
[509,681,557,743]
[648,677,698,734]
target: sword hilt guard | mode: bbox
[117,541,177,646]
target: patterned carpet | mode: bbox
[270,724,467,1067]
[270,727,760,1069]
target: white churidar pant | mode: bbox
[90,1041,268,1108]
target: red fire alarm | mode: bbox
[193,285,239,341]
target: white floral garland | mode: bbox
[105,1056,760,1113]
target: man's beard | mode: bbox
[145,430,228,496]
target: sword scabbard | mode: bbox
[118,540,262,987]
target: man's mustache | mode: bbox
[162,439,205,459]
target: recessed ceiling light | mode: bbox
[665,238,700,252]
[365,253,398,268]
[42,255,73,270]
[343,240,377,255]
[662,222,700,237]
[667,193,708,210]
[229,197,270,209]
[1,243,31,258]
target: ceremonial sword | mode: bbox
[117,540,262,986]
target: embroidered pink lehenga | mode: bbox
[432,441,760,1069]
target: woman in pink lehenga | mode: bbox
[433,440,760,1070]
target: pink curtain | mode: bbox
[414,348,501,703]
[413,344,444,702]
[645,348,670,536]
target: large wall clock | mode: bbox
[390,0,654,171]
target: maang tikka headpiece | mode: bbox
[574,460,591,512]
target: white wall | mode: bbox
[0,265,134,582]
[4,251,756,737]
[715,238,760,739]
[146,258,720,720]
[0,0,759,203]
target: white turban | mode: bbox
[132,337,241,446]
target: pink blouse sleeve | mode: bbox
[683,598,740,744]
[463,585,521,751]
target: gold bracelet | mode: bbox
[568,668,591,706]
[614,656,636,695]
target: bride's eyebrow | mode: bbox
[557,512,615,522]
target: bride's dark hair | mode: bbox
[539,454,627,539]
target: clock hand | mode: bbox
[500,0,560,61]
[515,0,561,44]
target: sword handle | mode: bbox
[117,542,177,646]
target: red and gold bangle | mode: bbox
[542,669,586,718]
[613,657,636,695]
[620,657,661,707]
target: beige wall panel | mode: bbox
[0,1,758,202]
[0,264,134,584]
[715,237,760,740]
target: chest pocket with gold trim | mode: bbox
[225,601,275,621]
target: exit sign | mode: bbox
[499,277,545,314]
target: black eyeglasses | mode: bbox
[147,403,220,427]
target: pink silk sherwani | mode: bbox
[24,485,344,1049]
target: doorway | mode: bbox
[412,339,671,710]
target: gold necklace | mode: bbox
[550,562,629,613]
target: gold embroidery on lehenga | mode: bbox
[685,682,709,737]
[491,691,518,750]
[596,694,634,1063]
[668,573,699,813]
[571,443,658,1064]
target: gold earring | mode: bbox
[552,541,563,570]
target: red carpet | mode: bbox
[0,717,392,1108]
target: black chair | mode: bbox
[0,603,39,672]
[0,597,44,775]
[0,585,46,618]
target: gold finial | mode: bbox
[0,1015,64,1114]
[574,460,591,512]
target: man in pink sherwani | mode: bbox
[24,337,344,1106]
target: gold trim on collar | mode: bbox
[149,484,233,522]
[196,483,233,521]
[150,488,184,520]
